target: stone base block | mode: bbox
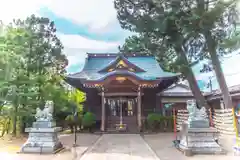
[20,142,63,154]
[32,121,56,128]
[20,129,63,154]
[184,148,193,157]
[188,120,209,128]
[179,128,224,155]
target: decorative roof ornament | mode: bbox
[98,54,145,73]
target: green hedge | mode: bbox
[146,113,174,132]
[65,114,82,133]
[82,112,96,128]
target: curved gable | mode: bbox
[98,55,146,73]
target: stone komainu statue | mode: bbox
[35,100,54,121]
[186,99,208,121]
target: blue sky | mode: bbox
[1,0,240,91]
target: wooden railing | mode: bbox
[176,108,235,135]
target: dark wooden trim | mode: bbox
[137,87,142,131]
[98,92,144,96]
[84,75,160,85]
[101,90,105,131]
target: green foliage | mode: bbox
[146,113,174,132]
[173,0,239,108]
[65,114,82,124]
[116,0,239,108]
[119,35,180,73]
[82,112,96,128]
[64,114,83,133]
[147,113,161,130]
[65,115,74,122]
[0,15,70,136]
[68,89,86,113]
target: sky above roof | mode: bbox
[1,0,240,91]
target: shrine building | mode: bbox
[65,53,180,132]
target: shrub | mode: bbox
[82,112,96,130]
[65,114,82,133]
[147,113,174,132]
[164,116,174,131]
[65,115,74,123]
[147,113,160,131]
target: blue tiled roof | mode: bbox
[69,54,180,81]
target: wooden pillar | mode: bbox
[156,95,160,113]
[220,99,225,109]
[137,86,142,131]
[101,88,105,132]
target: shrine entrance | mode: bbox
[106,97,138,133]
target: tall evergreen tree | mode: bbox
[180,0,239,109]
[114,0,209,107]
[0,15,68,136]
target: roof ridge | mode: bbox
[87,52,154,58]
[98,54,146,73]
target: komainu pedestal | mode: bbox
[179,123,224,154]
[20,121,63,154]
[178,100,224,155]
[20,101,63,154]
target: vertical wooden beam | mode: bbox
[220,99,225,109]
[101,88,105,132]
[156,94,160,113]
[137,86,142,131]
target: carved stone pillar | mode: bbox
[101,89,105,132]
[137,87,142,131]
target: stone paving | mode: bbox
[143,133,239,160]
[1,133,240,160]
[79,134,159,160]
[0,133,100,160]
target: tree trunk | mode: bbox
[205,34,233,109]
[20,117,26,134]
[178,48,209,108]
[12,105,18,136]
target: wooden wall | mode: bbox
[142,89,157,117]
[85,88,160,120]
[208,99,221,109]
[85,89,101,120]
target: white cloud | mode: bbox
[221,53,240,74]
[0,0,118,32]
[0,0,121,70]
[63,48,86,66]
[58,32,120,51]
[58,33,120,66]
[0,0,47,24]
[41,0,117,33]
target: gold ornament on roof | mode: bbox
[117,60,127,67]
[116,77,126,83]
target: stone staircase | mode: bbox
[106,116,138,133]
